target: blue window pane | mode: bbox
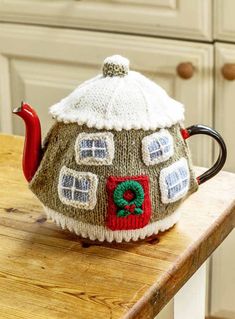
[179,167,188,179]
[165,165,189,200]
[165,171,179,188]
[150,150,163,160]
[75,178,90,191]
[147,134,172,163]
[80,139,93,148]
[168,184,182,199]
[80,138,108,160]
[182,179,188,188]
[148,140,161,153]
[163,145,171,153]
[159,136,169,146]
[81,150,93,158]
[62,188,72,200]
[94,149,107,158]
[94,140,106,148]
[62,175,74,187]
[74,191,89,202]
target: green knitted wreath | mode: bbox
[113,180,144,217]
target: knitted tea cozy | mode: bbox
[50,55,184,131]
[29,55,198,242]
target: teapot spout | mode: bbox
[13,102,42,182]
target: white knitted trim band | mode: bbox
[44,206,181,242]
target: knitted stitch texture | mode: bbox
[75,132,114,166]
[50,58,184,131]
[26,55,199,242]
[58,166,98,209]
[29,122,198,228]
[159,158,190,204]
[102,55,129,77]
[142,128,174,166]
[106,175,151,230]
[44,206,181,242]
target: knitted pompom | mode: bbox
[102,55,129,77]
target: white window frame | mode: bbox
[159,158,190,204]
[142,129,174,166]
[75,132,114,165]
[58,166,98,210]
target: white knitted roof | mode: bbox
[50,55,184,131]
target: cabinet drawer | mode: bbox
[0,24,213,166]
[214,0,235,41]
[0,0,212,41]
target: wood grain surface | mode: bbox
[0,134,234,319]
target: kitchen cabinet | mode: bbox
[0,23,213,166]
[211,42,235,319]
[0,1,234,319]
[215,42,235,173]
[210,231,235,319]
[214,0,235,42]
[0,0,212,41]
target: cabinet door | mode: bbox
[215,43,235,172]
[0,23,213,166]
[214,0,235,42]
[0,0,212,41]
[210,231,235,319]
[211,43,235,319]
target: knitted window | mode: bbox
[75,132,114,165]
[159,158,190,204]
[142,129,174,166]
[58,166,98,209]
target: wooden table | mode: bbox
[0,134,234,319]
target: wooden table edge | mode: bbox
[122,200,235,319]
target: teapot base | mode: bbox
[44,206,181,243]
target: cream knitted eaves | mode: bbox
[45,205,181,242]
[50,55,185,131]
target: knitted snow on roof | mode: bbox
[50,55,185,131]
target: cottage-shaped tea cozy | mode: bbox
[30,55,198,242]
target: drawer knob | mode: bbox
[177,62,194,79]
[221,63,235,81]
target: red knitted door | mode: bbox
[106,175,152,231]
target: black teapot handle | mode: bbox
[181,125,227,185]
